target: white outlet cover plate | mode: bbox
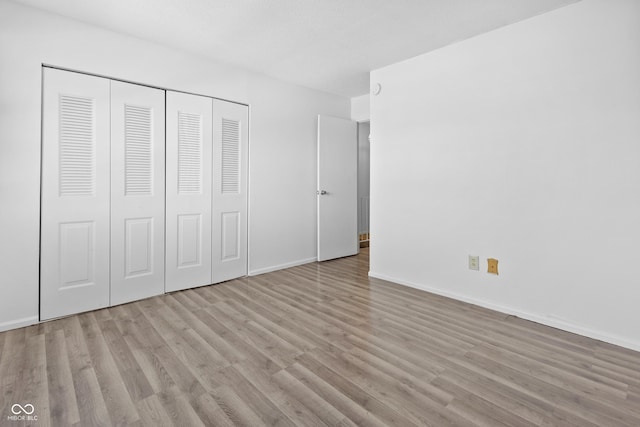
[469,255,480,271]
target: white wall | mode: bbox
[370,0,640,350]
[358,122,371,200]
[351,94,370,122]
[0,0,349,331]
[247,74,348,274]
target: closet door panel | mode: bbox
[212,100,248,283]
[110,81,165,305]
[41,68,111,320]
[166,92,213,291]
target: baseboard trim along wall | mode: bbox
[0,316,39,333]
[249,257,317,276]
[368,271,640,353]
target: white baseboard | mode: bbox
[0,316,39,333]
[249,257,317,276]
[368,271,640,353]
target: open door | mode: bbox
[317,115,358,261]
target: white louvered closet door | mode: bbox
[41,68,111,320]
[165,92,213,292]
[110,81,165,305]
[212,100,248,283]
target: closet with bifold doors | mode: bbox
[40,67,248,321]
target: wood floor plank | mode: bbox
[191,284,225,304]
[0,328,50,427]
[192,308,282,376]
[595,346,640,376]
[0,373,17,426]
[1,248,639,426]
[294,352,423,427]
[135,394,174,427]
[251,281,367,337]
[286,362,389,427]
[79,312,141,426]
[345,331,447,379]
[239,281,355,352]
[162,295,247,365]
[432,368,548,425]
[333,295,485,349]
[206,302,302,369]
[476,331,633,394]
[458,349,639,427]
[121,331,176,395]
[272,368,357,427]
[223,298,316,353]
[189,392,237,427]
[170,290,208,312]
[473,343,628,398]
[0,328,26,390]
[232,359,332,427]
[61,316,111,427]
[436,375,538,427]
[154,386,206,427]
[18,333,51,427]
[223,289,348,354]
[93,307,114,323]
[99,318,155,403]
[210,384,268,427]
[472,342,640,419]
[45,328,80,426]
[136,297,230,392]
[306,348,470,427]
[345,345,451,403]
[114,303,207,397]
[344,333,442,380]
[627,387,640,406]
[258,277,475,370]
[540,407,603,427]
[224,374,297,427]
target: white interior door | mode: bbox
[165,91,213,292]
[110,81,165,305]
[41,68,111,320]
[212,100,248,283]
[317,115,358,261]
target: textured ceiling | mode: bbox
[11,0,578,97]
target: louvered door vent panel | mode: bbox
[178,111,202,194]
[59,95,95,196]
[221,118,240,194]
[125,104,153,195]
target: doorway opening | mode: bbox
[357,121,370,248]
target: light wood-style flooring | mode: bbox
[1,248,640,426]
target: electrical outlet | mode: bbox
[488,258,499,275]
[468,255,479,271]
